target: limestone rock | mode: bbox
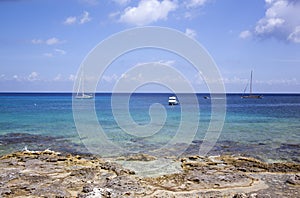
[0,150,299,197]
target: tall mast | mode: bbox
[77,74,82,96]
[82,71,84,95]
[250,70,253,95]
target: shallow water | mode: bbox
[0,93,299,162]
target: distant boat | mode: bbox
[76,93,93,99]
[241,70,262,99]
[203,96,210,99]
[75,72,93,99]
[168,96,179,105]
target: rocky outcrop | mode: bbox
[0,151,299,197]
[116,153,157,161]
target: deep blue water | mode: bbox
[0,93,299,162]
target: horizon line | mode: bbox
[0,91,299,94]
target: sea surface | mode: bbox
[0,93,299,163]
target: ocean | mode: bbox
[0,93,299,163]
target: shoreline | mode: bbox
[0,149,299,197]
[1,132,299,164]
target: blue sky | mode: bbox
[0,0,299,93]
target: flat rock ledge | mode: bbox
[0,150,299,198]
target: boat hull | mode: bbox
[75,94,93,99]
[168,96,179,105]
[241,95,263,99]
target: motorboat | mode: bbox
[168,96,179,105]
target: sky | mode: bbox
[0,0,299,93]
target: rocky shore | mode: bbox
[0,150,299,197]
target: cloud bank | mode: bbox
[119,0,178,26]
[240,0,300,43]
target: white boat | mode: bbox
[75,72,93,99]
[241,70,262,99]
[75,93,93,99]
[168,96,179,105]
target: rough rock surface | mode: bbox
[0,150,299,197]
[116,153,157,161]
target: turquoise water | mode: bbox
[0,93,299,162]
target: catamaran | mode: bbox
[241,70,262,99]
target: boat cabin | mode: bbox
[168,96,179,105]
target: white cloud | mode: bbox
[256,78,299,85]
[32,37,63,45]
[63,11,91,25]
[119,0,178,26]
[80,11,91,24]
[102,74,118,82]
[46,37,60,45]
[120,73,128,79]
[265,0,272,3]
[186,0,209,8]
[183,0,210,20]
[68,74,76,81]
[44,48,66,58]
[53,74,81,82]
[54,48,66,55]
[222,77,248,84]
[28,72,39,81]
[54,74,62,81]
[185,28,197,39]
[239,30,252,39]
[13,75,20,81]
[251,0,300,43]
[117,61,187,87]
[255,17,285,34]
[31,39,43,44]
[288,26,300,43]
[64,16,77,25]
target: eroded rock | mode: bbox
[117,153,157,161]
[0,150,299,197]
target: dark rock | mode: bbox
[0,188,12,196]
[188,156,199,161]
[233,193,248,198]
[187,176,200,183]
[286,174,300,185]
[82,185,93,193]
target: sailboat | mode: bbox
[241,70,263,99]
[75,71,93,99]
